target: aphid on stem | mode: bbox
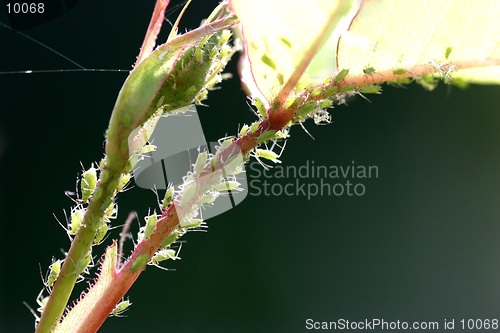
[110,299,132,317]
[149,244,183,271]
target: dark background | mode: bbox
[1,1,500,332]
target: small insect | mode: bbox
[324,85,338,98]
[130,254,149,273]
[198,191,219,205]
[179,218,203,229]
[160,229,181,249]
[248,121,260,134]
[334,68,349,82]
[284,95,298,109]
[110,299,132,317]
[239,124,249,137]
[149,245,182,271]
[218,29,232,47]
[254,149,282,164]
[93,222,109,245]
[252,97,268,119]
[193,151,208,175]
[80,165,97,204]
[319,99,333,109]
[254,137,286,168]
[213,180,241,192]
[143,211,158,240]
[310,87,323,98]
[294,101,317,120]
[195,46,204,62]
[209,46,219,59]
[69,206,85,236]
[178,182,197,207]
[117,172,131,192]
[261,54,277,70]
[392,68,407,75]
[256,130,277,144]
[358,85,382,94]
[363,67,376,74]
[445,46,453,59]
[280,36,292,48]
[45,259,62,290]
[74,250,93,277]
[162,185,175,210]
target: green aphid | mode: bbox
[387,77,413,87]
[253,97,267,119]
[255,149,281,163]
[445,46,453,59]
[46,259,62,288]
[144,212,158,240]
[261,54,277,70]
[276,73,285,86]
[310,87,323,98]
[195,46,204,62]
[239,124,249,137]
[110,300,132,317]
[180,218,203,229]
[249,122,260,134]
[319,99,333,109]
[340,85,354,92]
[193,151,208,175]
[185,86,198,99]
[161,229,180,248]
[213,180,240,192]
[334,69,349,82]
[416,74,439,91]
[295,101,317,119]
[178,182,197,207]
[284,96,297,110]
[117,173,131,192]
[218,138,233,151]
[131,254,148,273]
[220,45,232,59]
[363,67,376,74]
[81,166,97,203]
[70,208,85,235]
[151,249,178,265]
[75,250,92,276]
[93,222,108,245]
[256,130,277,144]
[218,30,231,47]
[162,186,175,210]
[392,68,407,75]
[209,47,219,59]
[280,37,292,48]
[322,76,333,86]
[324,86,338,97]
[358,85,382,94]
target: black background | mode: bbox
[1,1,500,332]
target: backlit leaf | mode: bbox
[229,0,361,104]
[337,0,500,84]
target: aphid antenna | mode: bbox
[298,121,315,140]
[355,91,373,103]
[23,301,40,327]
[53,211,74,241]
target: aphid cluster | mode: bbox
[133,141,245,271]
[153,27,236,113]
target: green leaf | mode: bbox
[229,0,361,104]
[337,0,500,84]
[54,244,117,333]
